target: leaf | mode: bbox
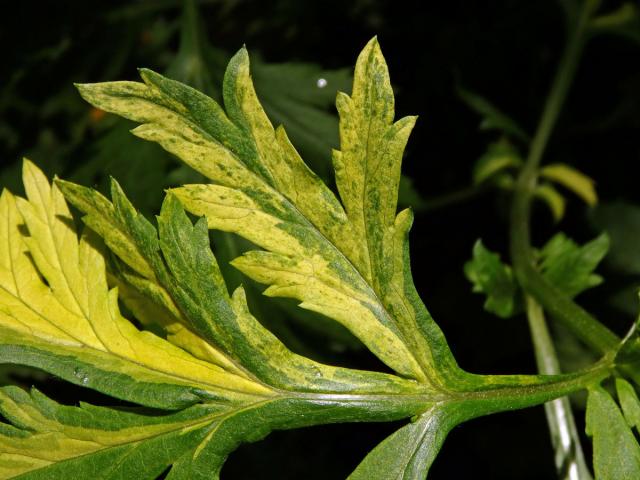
[586,385,640,480]
[252,60,352,181]
[539,232,609,298]
[540,163,598,207]
[348,406,456,480]
[534,182,566,222]
[456,86,530,142]
[63,176,421,395]
[589,202,640,275]
[616,378,640,430]
[154,193,405,392]
[75,37,466,386]
[0,160,269,409]
[59,39,608,479]
[2,163,431,478]
[0,157,442,480]
[464,240,519,318]
[1,384,427,480]
[0,386,225,479]
[472,138,523,185]
[55,178,243,373]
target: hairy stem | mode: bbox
[526,296,593,480]
[509,0,619,355]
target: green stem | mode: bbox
[510,0,619,355]
[418,184,487,213]
[526,296,593,480]
[277,360,612,427]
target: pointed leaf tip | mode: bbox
[138,68,164,86]
[231,45,250,65]
[366,35,380,47]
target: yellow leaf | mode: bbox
[0,160,272,404]
[534,182,566,222]
[540,163,598,207]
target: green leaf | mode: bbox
[539,232,609,298]
[0,386,225,479]
[472,138,523,185]
[616,378,640,430]
[456,86,530,141]
[540,163,598,207]
[74,37,465,386]
[586,385,640,480]
[464,240,519,318]
[349,406,456,480]
[0,385,428,480]
[589,202,640,275]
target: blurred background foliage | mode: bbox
[1,0,639,478]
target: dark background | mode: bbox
[1,1,640,478]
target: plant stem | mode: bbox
[526,296,593,480]
[509,0,620,355]
[508,3,613,477]
[418,184,487,213]
[282,358,612,426]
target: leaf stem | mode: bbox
[278,356,613,426]
[526,295,593,480]
[509,0,620,355]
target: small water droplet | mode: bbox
[316,78,327,88]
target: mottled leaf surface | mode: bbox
[0,161,267,409]
[75,37,465,387]
[0,37,605,480]
[586,385,640,480]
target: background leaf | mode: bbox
[464,240,519,318]
[540,163,598,207]
[472,138,523,185]
[456,86,530,142]
[539,233,609,299]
